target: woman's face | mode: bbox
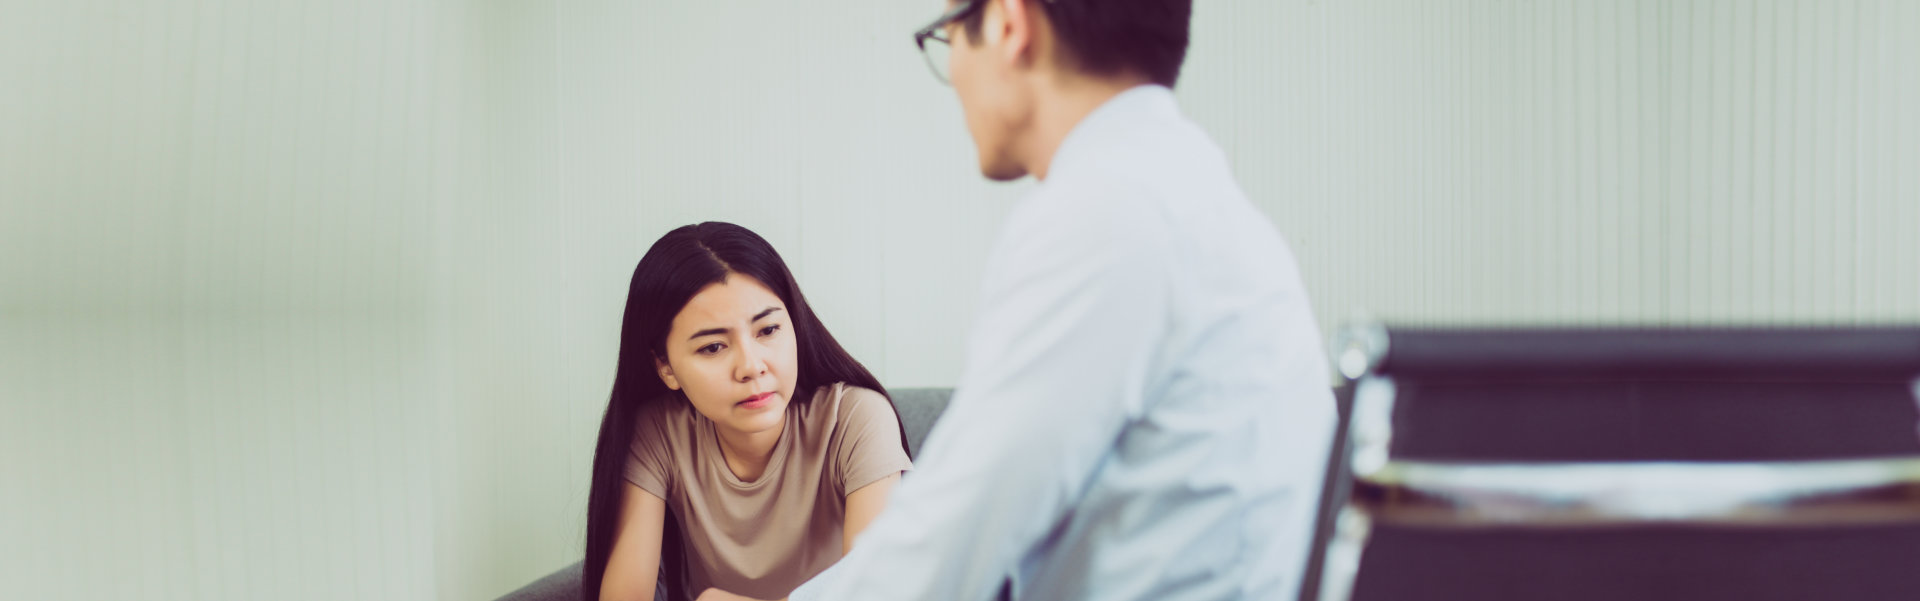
[655,273,798,437]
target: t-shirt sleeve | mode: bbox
[622,410,675,500]
[833,386,915,497]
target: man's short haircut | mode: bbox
[965,0,1193,88]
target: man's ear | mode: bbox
[992,0,1034,67]
[654,354,680,391]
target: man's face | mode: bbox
[947,0,1033,181]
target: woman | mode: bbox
[584,222,913,601]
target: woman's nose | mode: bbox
[734,340,767,382]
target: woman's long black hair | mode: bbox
[584,222,909,601]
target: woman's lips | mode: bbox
[736,392,776,409]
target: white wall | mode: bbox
[4,1,1916,600]
[1264,0,1920,327]
[2,0,468,598]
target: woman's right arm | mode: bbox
[600,482,667,601]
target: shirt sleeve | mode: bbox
[833,386,915,496]
[818,182,1174,601]
[622,408,675,501]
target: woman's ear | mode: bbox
[654,354,680,390]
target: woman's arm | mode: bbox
[842,472,901,555]
[602,482,668,601]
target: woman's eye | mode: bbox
[759,324,781,338]
[697,343,723,355]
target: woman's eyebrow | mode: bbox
[687,308,784,341]
[688,327,729,341]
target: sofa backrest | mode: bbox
[888,387,955,457]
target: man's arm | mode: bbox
[818,192,1173,600]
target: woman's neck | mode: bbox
[714,414,785,482]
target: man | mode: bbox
[814,0,1336,598]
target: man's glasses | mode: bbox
[912,1,982,85]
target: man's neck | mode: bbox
[1017,74,1154,182]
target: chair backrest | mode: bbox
[1309,326,1920,601]
[888,387,955,457]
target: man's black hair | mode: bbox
[964,0,1192,88]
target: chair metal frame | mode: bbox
[1313,325,1920,601]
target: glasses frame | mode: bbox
[912,0,983,85]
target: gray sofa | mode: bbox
[494,388,960,601]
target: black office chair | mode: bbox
[1304,325,1920,601]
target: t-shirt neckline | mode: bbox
[704,388,808,489]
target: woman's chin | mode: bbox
[726,399,786,430]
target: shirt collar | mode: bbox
[1045,84,1180,181]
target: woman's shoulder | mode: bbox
[630,393,700,446]
[799,382,896,428]
[808,383,912,482]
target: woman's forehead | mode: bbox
[673,274,785,328]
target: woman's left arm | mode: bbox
[842,472,902,555]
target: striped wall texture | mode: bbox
[2,1,1915,600]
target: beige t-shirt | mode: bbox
[624,382,913,599]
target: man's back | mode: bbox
[823,86,1336,601]
[1003,85,1336,599]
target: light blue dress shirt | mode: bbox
[818,85,1337,601]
